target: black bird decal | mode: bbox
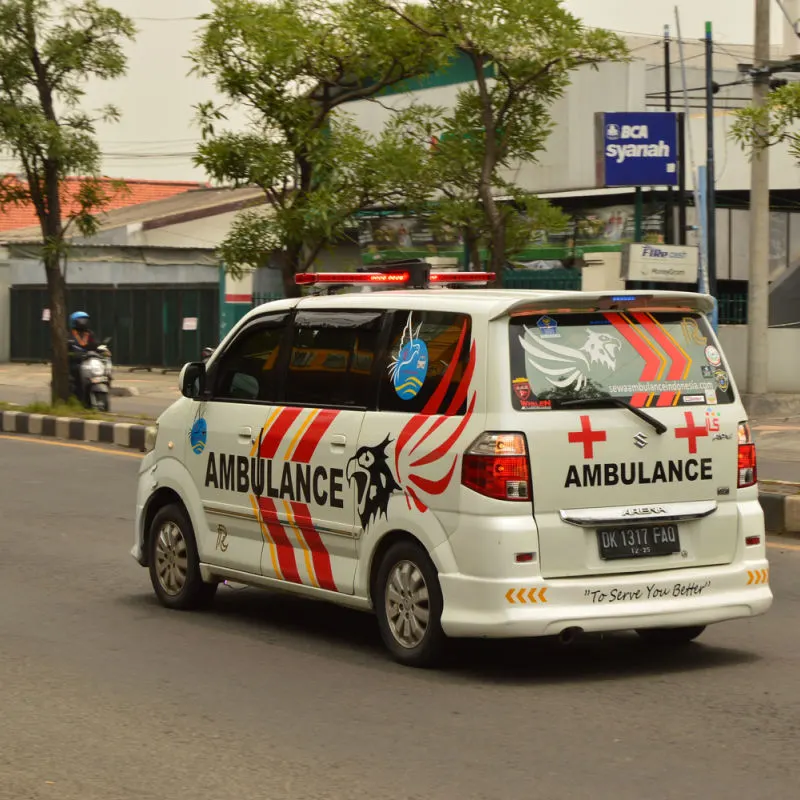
[346,435,401,531]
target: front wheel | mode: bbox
[148,503,217,610]
[635,625,706,646]
[375,541,446,668]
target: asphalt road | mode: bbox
[1,434,799,800]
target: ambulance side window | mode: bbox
[211,313,289,403]
[283,310,385,409]
[378,311,472,414]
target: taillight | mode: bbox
[461,432,532,501]
[738,421,757,488]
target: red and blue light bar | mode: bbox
[295,271,496,287]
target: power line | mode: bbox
[647,51,705,71]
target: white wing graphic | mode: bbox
[519,326,591,390]
[389,314,422,381]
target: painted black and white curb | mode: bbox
[759,486,800,536]
[0,410,152,452]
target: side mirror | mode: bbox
[179,361,206,399]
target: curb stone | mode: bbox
[759,489,800,536]
[0,410,153,452]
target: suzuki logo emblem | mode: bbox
[633,432,648,449]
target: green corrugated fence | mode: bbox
[10,285,219,369]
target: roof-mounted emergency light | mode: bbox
[295,264,496,289]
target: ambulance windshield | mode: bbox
[507,311,734,411]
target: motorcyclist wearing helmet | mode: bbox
[68,312,99,403]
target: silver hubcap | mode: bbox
[155,521,188,596]
[385,560,430,649]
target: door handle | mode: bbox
[238,426,253,442]
[330,434,347,447]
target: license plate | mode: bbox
[597,524,681,560]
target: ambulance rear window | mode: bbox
[507,311,734,410]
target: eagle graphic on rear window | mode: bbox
[519,326,621,390]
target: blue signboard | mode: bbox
[595,112,678,187]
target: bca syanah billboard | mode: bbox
[595,112,678,188]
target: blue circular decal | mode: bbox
[190,418,207,455]
[393,339,429,400]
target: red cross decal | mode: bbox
[567,415,607,459]
[674,411,709,454]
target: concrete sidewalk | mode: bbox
[0,362,181,419]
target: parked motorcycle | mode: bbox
[71,338,114,411]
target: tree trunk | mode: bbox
[281,244,303,299]
[481,191,506,287]
[471,55,504,288]
[45,251,70,403]
[464,228,482,272]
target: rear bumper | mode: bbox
[438,559,772,638]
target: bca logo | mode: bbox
[622,125,649,139]
[606,124,620,140]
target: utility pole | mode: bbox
[747,0,770,395]
[704,21,718,299]
[664,25,675,245]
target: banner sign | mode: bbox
[621,243,699,284]
[595,112,679,188]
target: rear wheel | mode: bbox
[92,392,109,412]
[635,625,706,645]
[375,541,446,668]
[148,503,217,610]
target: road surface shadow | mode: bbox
[122,584,761,684]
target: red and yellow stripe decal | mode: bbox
[604,313,695,408]
[632,312,692,407]
[604,314,661,407]
[249,406,342,593]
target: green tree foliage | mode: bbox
[191,0,450,296]
[0,0,135,401]
[372,0,628,275]
[731,82,800,161]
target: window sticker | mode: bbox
[519,325,621,391]
[536,315,560,338]
[512,377,552,409]
[389,312,429,400]
[704,345,722,367]
[681,317,708,346]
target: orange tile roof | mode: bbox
[0,176,208,232]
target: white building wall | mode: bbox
[717,326,800,394]
[345,61,647,194]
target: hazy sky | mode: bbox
[564,0,786,44]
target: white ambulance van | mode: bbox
[133,266,771,667]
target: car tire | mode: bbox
[148,503,217,611]
[375,540,446,668]
[635,625,706,646]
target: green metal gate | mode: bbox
[501,268,582,291]
[10,285,219,369]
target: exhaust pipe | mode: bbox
[557,626,583,645]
